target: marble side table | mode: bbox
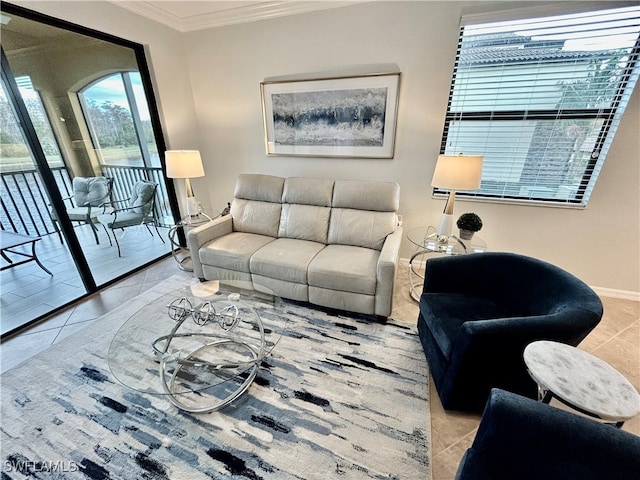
[524,340,640,427]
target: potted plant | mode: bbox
[456,212,482,240]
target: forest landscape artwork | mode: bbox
[262,72,400,157]
[271,88,387,147]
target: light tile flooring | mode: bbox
[1,257,638,479]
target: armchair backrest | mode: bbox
[424,252,603,319]
[128,180,157,216]
[73,177,112,207]
[456,389,640,480]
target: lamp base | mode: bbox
[186,195,200,217]
[435,213,453,242]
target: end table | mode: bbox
[524,340,640,428]
[407,226,486,301]
[168,213,213,271]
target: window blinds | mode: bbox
[439,5,640,205]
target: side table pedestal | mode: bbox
[406,226,486,302]
[168,213,212,272]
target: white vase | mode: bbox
[459,229,474,240]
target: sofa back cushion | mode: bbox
[328,179,399,250]
[332,179,400,212]
[278,177,334,243]
[231,174,284,237]
[328,209,397,250]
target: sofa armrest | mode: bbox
[374,226,402,317]
[456,388,640,480]
[186,215,233,279]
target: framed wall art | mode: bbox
[261,71,400,158]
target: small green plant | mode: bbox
[456,212,483,232]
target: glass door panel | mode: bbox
[1,74,87,336]
[0,4,178,335]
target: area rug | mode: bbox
[1,275,431,479]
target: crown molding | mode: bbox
[109,1,367,33]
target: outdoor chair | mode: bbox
[51,176,113,244]
[96,180,165,257]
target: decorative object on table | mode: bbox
[456,212,482,240]
[144,288,268,413]
[455,389,640,480]
[96,180,164,257]
[431,153,483,242]
[416,252,603,412]
[1,274,431,479]
[524,340,640,428]
[261,69,400,158]
[165,149,205,219]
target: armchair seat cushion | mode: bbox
[199,232,275,273]
[96,211,146,229]
[66,206,102,221]
[420,293,508,359]
[308,244,379,295]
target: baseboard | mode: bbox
[591,287,640,302]
[399,257,640,302]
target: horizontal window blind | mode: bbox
[439,6,640,206]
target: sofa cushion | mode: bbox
[332,179,400,212]
[250,238,325,283]
[231,199,281,237]
[278,204,330,243]
[282,177,334,206]
[308,244,379,295]
[328,208,397,250]
[199,232,275,273]
[419,293,505,359]
[234,174,284,203]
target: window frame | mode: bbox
[436,7,640,207]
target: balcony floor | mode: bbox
[1,223,173,336]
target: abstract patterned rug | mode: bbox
[1,275,431,479]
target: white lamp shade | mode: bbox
[165,150,205,178]
[431,154,483,190]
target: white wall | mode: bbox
[14,1,640,295]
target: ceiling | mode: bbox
[108,1,367,32]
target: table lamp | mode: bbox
[431,153,483,240]
[165,150,205,219]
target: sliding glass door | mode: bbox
[0,4,179,336]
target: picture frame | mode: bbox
[261,72,400,158]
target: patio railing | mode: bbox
[0,165,173,237]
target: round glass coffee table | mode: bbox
[108,280,287,413]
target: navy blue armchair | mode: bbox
[456,389,640,480]
[417,252,603,412]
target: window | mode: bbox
[79,72,159,167]
[0,76,64,171]
[439,6,640,206]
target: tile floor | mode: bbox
[1,257,638,479]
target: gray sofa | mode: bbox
[187,174,402,318]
